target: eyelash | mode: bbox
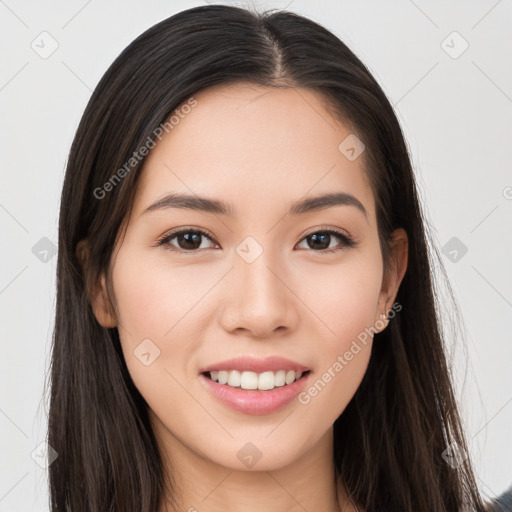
[155,226,358,254]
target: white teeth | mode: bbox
[217,370,229,384]
[258,371,275,390]
[207,369,306,390]
[285,370,296,385]
[227,370,241,387]
[241,371,258,390]
[274,370,286,387]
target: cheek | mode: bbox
[110,249,217,405]
[111,248,214,338]
[299,250,383,342]
[105,240,384,470]
[297,342,372,434]
[295,253,382,421]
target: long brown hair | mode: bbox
[47,5,491,511]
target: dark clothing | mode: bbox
[491,485,512,512]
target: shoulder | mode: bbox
[491,484,512,512]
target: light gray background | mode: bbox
[1,0,511,510]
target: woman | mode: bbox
[47,4,493,511]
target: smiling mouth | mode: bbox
[201,369,311,391]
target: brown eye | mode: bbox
[296,229,356,253]
[157,227,356,254]
[157,229,217,252]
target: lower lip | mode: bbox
[199,372,311,415]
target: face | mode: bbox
[93,82,407,473]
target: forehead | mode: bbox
[133,82,376,222]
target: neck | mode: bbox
[151,414,357,512]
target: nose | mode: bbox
[218,248,300,338]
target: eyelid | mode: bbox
[295,225,357,253]
[300,224,352,240]
[156,226,219,248]
[156,225,357,253]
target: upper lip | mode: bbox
[199,356,310,374]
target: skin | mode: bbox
[90,82,408,512]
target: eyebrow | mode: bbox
[141,191,368,219]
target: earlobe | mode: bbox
[391,228,409,290]
[386,228,408,299]
[76,240,117,328]
[91,274,118,328]
[375,228,409,331]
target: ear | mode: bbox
[375,228,408,332]
[76,240,117,328]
